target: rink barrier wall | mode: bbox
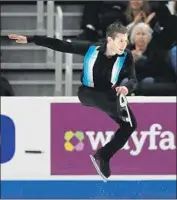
[1,97,176,199]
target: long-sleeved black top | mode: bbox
[27,36,137,93]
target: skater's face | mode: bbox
[109,33,128,55]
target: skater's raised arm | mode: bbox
[8,34,91,56]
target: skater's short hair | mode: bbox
[106,21,128,39]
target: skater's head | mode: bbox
[106,21,128,56]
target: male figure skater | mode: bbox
[9,21,137,180]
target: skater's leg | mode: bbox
[99,107,137,161]
[77,86,137,178]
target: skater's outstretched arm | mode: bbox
[8,34,91,55]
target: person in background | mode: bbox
[121,8,177,96]
[129,5,177,95]
[0,52,15,96]
[120,22,153,87]
[130,22,152,61]
[125,0,156,34]
[77,1,128,42]
[170,45,177,76]
[166,0,177,15]
[0,76,14,96]
[130,22,153,83]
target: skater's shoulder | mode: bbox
[93,40,106,52]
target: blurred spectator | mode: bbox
[170,45,177,75]
[133,9,177,96]
[145,2,177,51]
[77,1,174,43]
[121,13,176,96]
[120,22,154,88]
[125,0,156,34]
[129,23,153,83]
[141,1,177,76]
[130,22,152,61]
[77,0,159,42]
[0,52,15,96]
[77,1,128,42]
[166,0,177,15]
[0,76,14,96]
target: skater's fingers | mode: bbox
[123,90,128,95]
[115,87,120,92]
[120,88,128,95]
[116,86,128,95]
[116,87,122,92]
[115,87,120,91]
[116,87,122,95]
[16,40,22,43]
[8,34,19,39]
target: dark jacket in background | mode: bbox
[0,76,14,96]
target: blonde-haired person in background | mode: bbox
[125,0,156,34]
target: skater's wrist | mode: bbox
[27,36,35,43]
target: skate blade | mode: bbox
[90,155,107,182]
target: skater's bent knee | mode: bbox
[126,118,137,133]
[123,117,137,131]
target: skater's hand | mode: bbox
[8,34,27,44]
[115,86,129,96]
